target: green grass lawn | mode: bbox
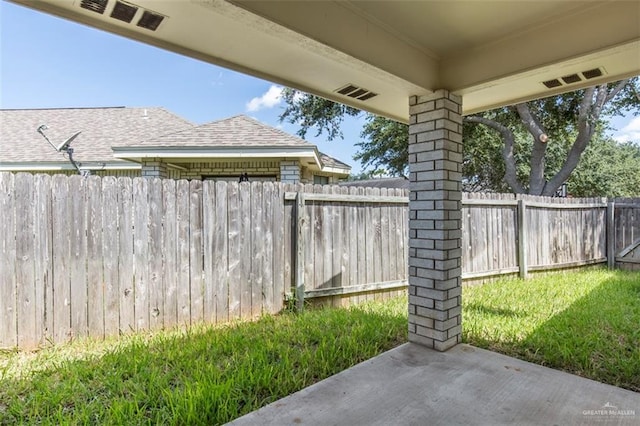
[0,297,407,425]
[1,269,637,424]
[462,268,640,392]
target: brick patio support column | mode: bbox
[408,90,463,351]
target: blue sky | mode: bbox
[0,2,367,172]
[1,2,637,174]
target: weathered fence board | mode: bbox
[87,176,104,338]
[118,178,135,334]
[52,175,72,343]
[148,178,164,329]
[2,172,638,348]
[102,177,120,337]
[214,181,230,323]
[189,180,204,324]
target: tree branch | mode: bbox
[604,79,629,104]
[464,116,525,193]
[543,87,596,195]
[515,103,548,195]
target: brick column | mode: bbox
[141,159,168,179]
[408,90,463,351]
[280,161,301,183]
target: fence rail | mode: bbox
[1,172,639,348]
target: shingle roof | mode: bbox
[0,107,194,163]
[339,177,409,189]
[319,152,351,171]
[130,115,316,148]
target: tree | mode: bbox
[279,79,640,196]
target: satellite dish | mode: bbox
[56,131,82,152]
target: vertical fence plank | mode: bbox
[282,183,295,297]
[86,176,105,339]
[250,182,264,318]
[189,180,204,324]
[133,178,149,331]
[214,181,229,322]
[607,201,616,269]
[102,177,120,337]
[177,180,191,326]
[15,174,36,347]
[239,181,252,319]
[118,178,135,334]
[330,186,342,290]
[69,176,88,339]
[227,182,241,320]
[271,182,284,313]
[518,199,528,279]
[295,191,306,312]
[202,181,216,323]
[321,185,333,290]
[51,175,71,343]
[148,178,164,329]
[262,182,274,314]
[0,173,16,347]
[33,174,52,345]
[339,186,351,289]
[162,179,178,327]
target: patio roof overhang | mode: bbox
[112,145,349,175]
[9,0,640,121]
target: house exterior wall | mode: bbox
[175,160,281,180]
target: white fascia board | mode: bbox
[113,147,324,168]
[321,166,351,176]
[0,162,140,172]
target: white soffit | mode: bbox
[9,0,640,120]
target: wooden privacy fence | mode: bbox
[1,172,639,348]
[0,174,408,348]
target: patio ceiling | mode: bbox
[9,0,640,121]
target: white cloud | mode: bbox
[246,85,283,112]
[613,116,640,143]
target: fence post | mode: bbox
[517,199,528,279]
[607,200,615,269]
[295,192,306,312]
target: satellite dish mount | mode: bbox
[37,125,88,176]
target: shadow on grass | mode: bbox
[464,303,523,318]
[0,300,408,425]
[519,273,640,392]
[464,270,640,392]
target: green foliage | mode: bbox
[355,115,408,176]
[569,137,640,197]
[279,79,640,196]
[279,88,361,140]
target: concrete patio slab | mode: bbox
[229,343,639,426]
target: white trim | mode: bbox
[0,162,140,172]
[113,146,324,168]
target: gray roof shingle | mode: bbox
[130,115,316,148]
[0,107,194,163]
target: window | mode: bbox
[314,175,330,185]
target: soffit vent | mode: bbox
[335,84,378,101]
[542,67,605,90]
[78,0,166,31]
[543,79,562,89]
[582,68,603,80]
[137,10,165,31]
[80,0,108,14]
[111,1,138,23]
